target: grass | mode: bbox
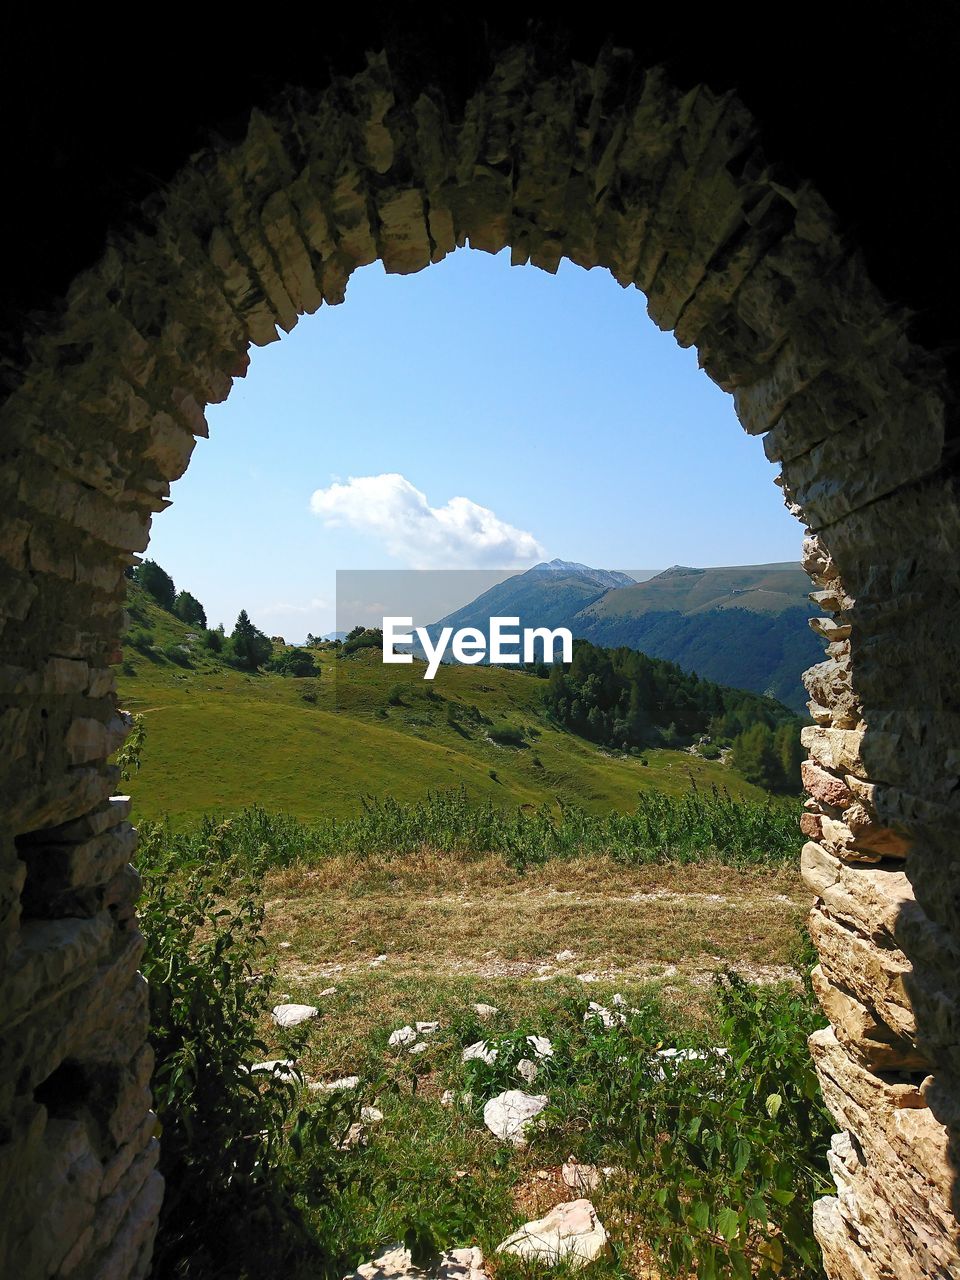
[259,852,807,1063]
[116,585,782,826]
[135,790,818,1280]
[124,585,822,1278]
[231,872,821,1279]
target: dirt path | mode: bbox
[264,857,808,988]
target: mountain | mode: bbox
[576,563,815,620]
[573,563,822,712]
[432,560,644,636]
[432,561,823,714]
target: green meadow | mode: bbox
[117,585,771,826]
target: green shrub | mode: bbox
[162,642,191,667]
[488,721,525,746]
[140,856,352,1277]
[127,626,154,652]
[269,648,320,677]
[619,973,831,1278]
[341,627,383,657]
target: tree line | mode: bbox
[126,560,318,676]
[541,639,804,791]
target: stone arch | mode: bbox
[1,43,957,1280]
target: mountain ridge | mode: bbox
[431,559,822,713]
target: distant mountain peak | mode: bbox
[656,565,705,578]
[532,558,593,572]
[529,559,636,588]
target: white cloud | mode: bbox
[308,473,544,569]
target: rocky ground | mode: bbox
[246,851,809,1278]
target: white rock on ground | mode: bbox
[561,1157,617,1194]
[338,1122,368,1150]
[483,1090,548,1146]
[517,1058,539,1085]
[344,1244,487,1280]
[335,1107,385,1151]
[462,1040,498,1066]
[496,1199,608,1269]
[416,1021,440,1034]
[389,1026,418,1047]
[409,1042,429,1054]
[473,1003,499,1020]
[320,987,338,997]
[526,1035,553,1059]
[555,949,576,962]
[440,1090,456,1108]
[584,1002,625,1030]
[309,1076,360,1093]
[272,1003,319,1028]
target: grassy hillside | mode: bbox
[576,563,814,620]
[117,584,772,825]
[418,560,820,715]
[572,565,821,714]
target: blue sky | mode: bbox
[145,247,803,640]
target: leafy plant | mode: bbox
[115,713,146,782]
[616,973,831,1278]
[140,854,352,1277]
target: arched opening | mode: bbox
[0,39,957,1280]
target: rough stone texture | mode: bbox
[496,1198,609,1268]
[0,38,958,1280]
[483,1090,549,1146]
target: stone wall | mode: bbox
[0,43,957,1278]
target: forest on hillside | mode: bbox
[125,560,805,794]
[541,640,804,791]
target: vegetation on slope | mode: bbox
[542,639,803,791]
[118,567,803,825]
[142,786,802,878]
[429,561,823,714]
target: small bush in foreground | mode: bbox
[140,860,351,1278]
[618,974,831,1278]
